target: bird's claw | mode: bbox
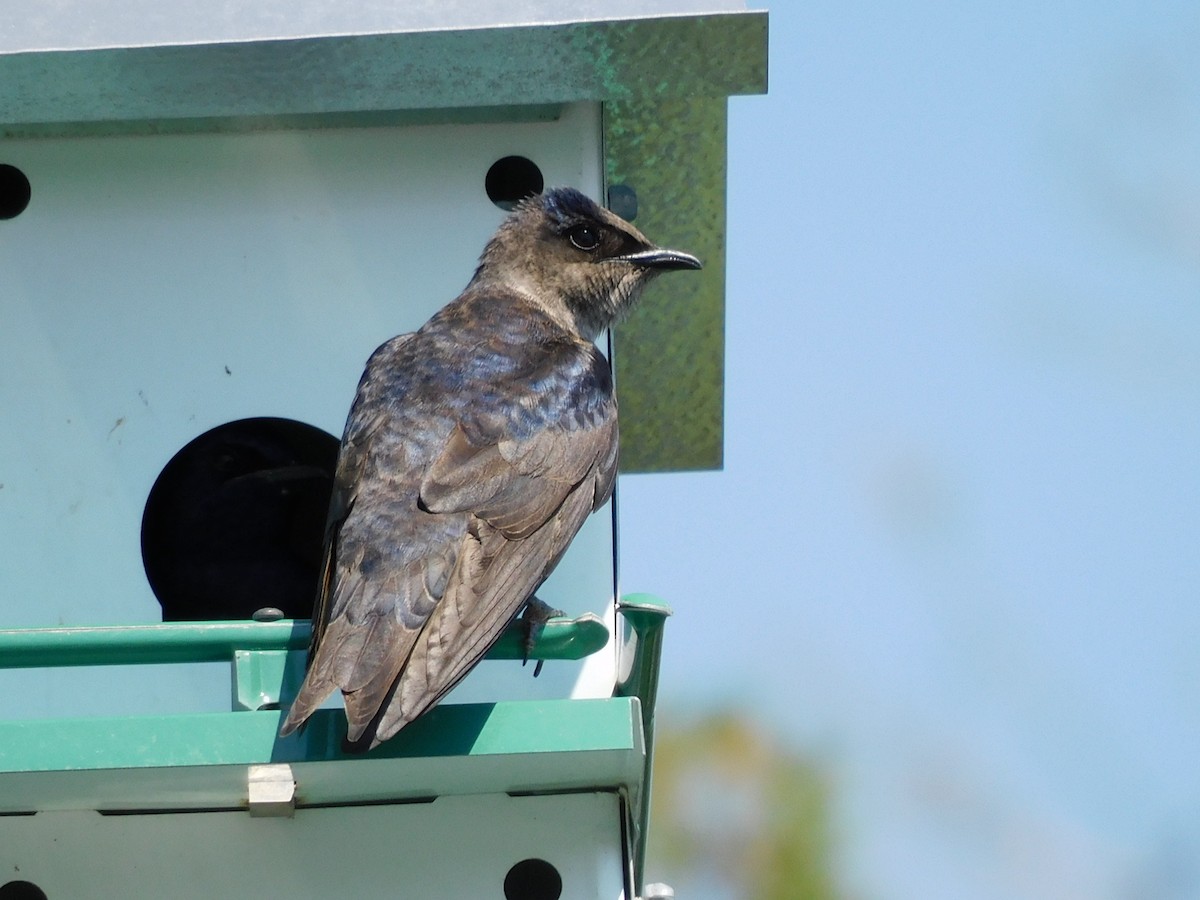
[520,595,564,677]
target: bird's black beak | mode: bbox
[618,247,703,271]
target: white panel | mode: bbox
[0,792,627,899]
[0,102,616,719]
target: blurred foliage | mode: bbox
[646,711,841,900]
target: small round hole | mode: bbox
[607,184,638,222]
[0,882,49,900]
[141,417,339,621]
[486,156,544,211]
[503,858,562,900]
[0,164,31,220]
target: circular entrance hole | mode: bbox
[0,882,49,900]
[0,164,31,220]
[141,417,338,621]
[486,156,544,210]
[503,858,562,900]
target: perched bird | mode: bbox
[279,188,701,751]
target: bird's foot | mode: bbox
[520,595,564,677]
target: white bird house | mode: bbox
[0,3,766,897]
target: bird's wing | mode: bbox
[281,336,619,747]
[363,416,616,745]
[320,413,616,748]
[421,418,617,537]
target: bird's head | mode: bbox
[472,187,702,341]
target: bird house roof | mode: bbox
[0,1,767,471]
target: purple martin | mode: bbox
[279,188,701,751]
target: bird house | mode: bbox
[0,2,766,897]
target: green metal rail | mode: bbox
[0,613,609,669]
[614,593,672,892]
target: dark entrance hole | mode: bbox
[0,882,49,900]
[503,858,563,900]
[141,417,338,621]
[486,156,544,210]
[0,164,31,220]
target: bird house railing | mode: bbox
[0,597,669,892]
[0,613,610,711]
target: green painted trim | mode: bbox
[0,104,566,140]
[607,96,729,471]
[615,595,673,891]
[232,649,305,712]
[0,620,306,668]
[0,13,767,134]
[0,698,637,772]
[0,698,645,813]
[0,613,609,669]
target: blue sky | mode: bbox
[619,3,1200,897]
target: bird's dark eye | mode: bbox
[567,225,601,252]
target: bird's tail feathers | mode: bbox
[278,676,337,737]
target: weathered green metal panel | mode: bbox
[600,10,765,471]
[0,698,638,774]
[614,594,673,887]
[0,14,768,135]
[607,96,730,471]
